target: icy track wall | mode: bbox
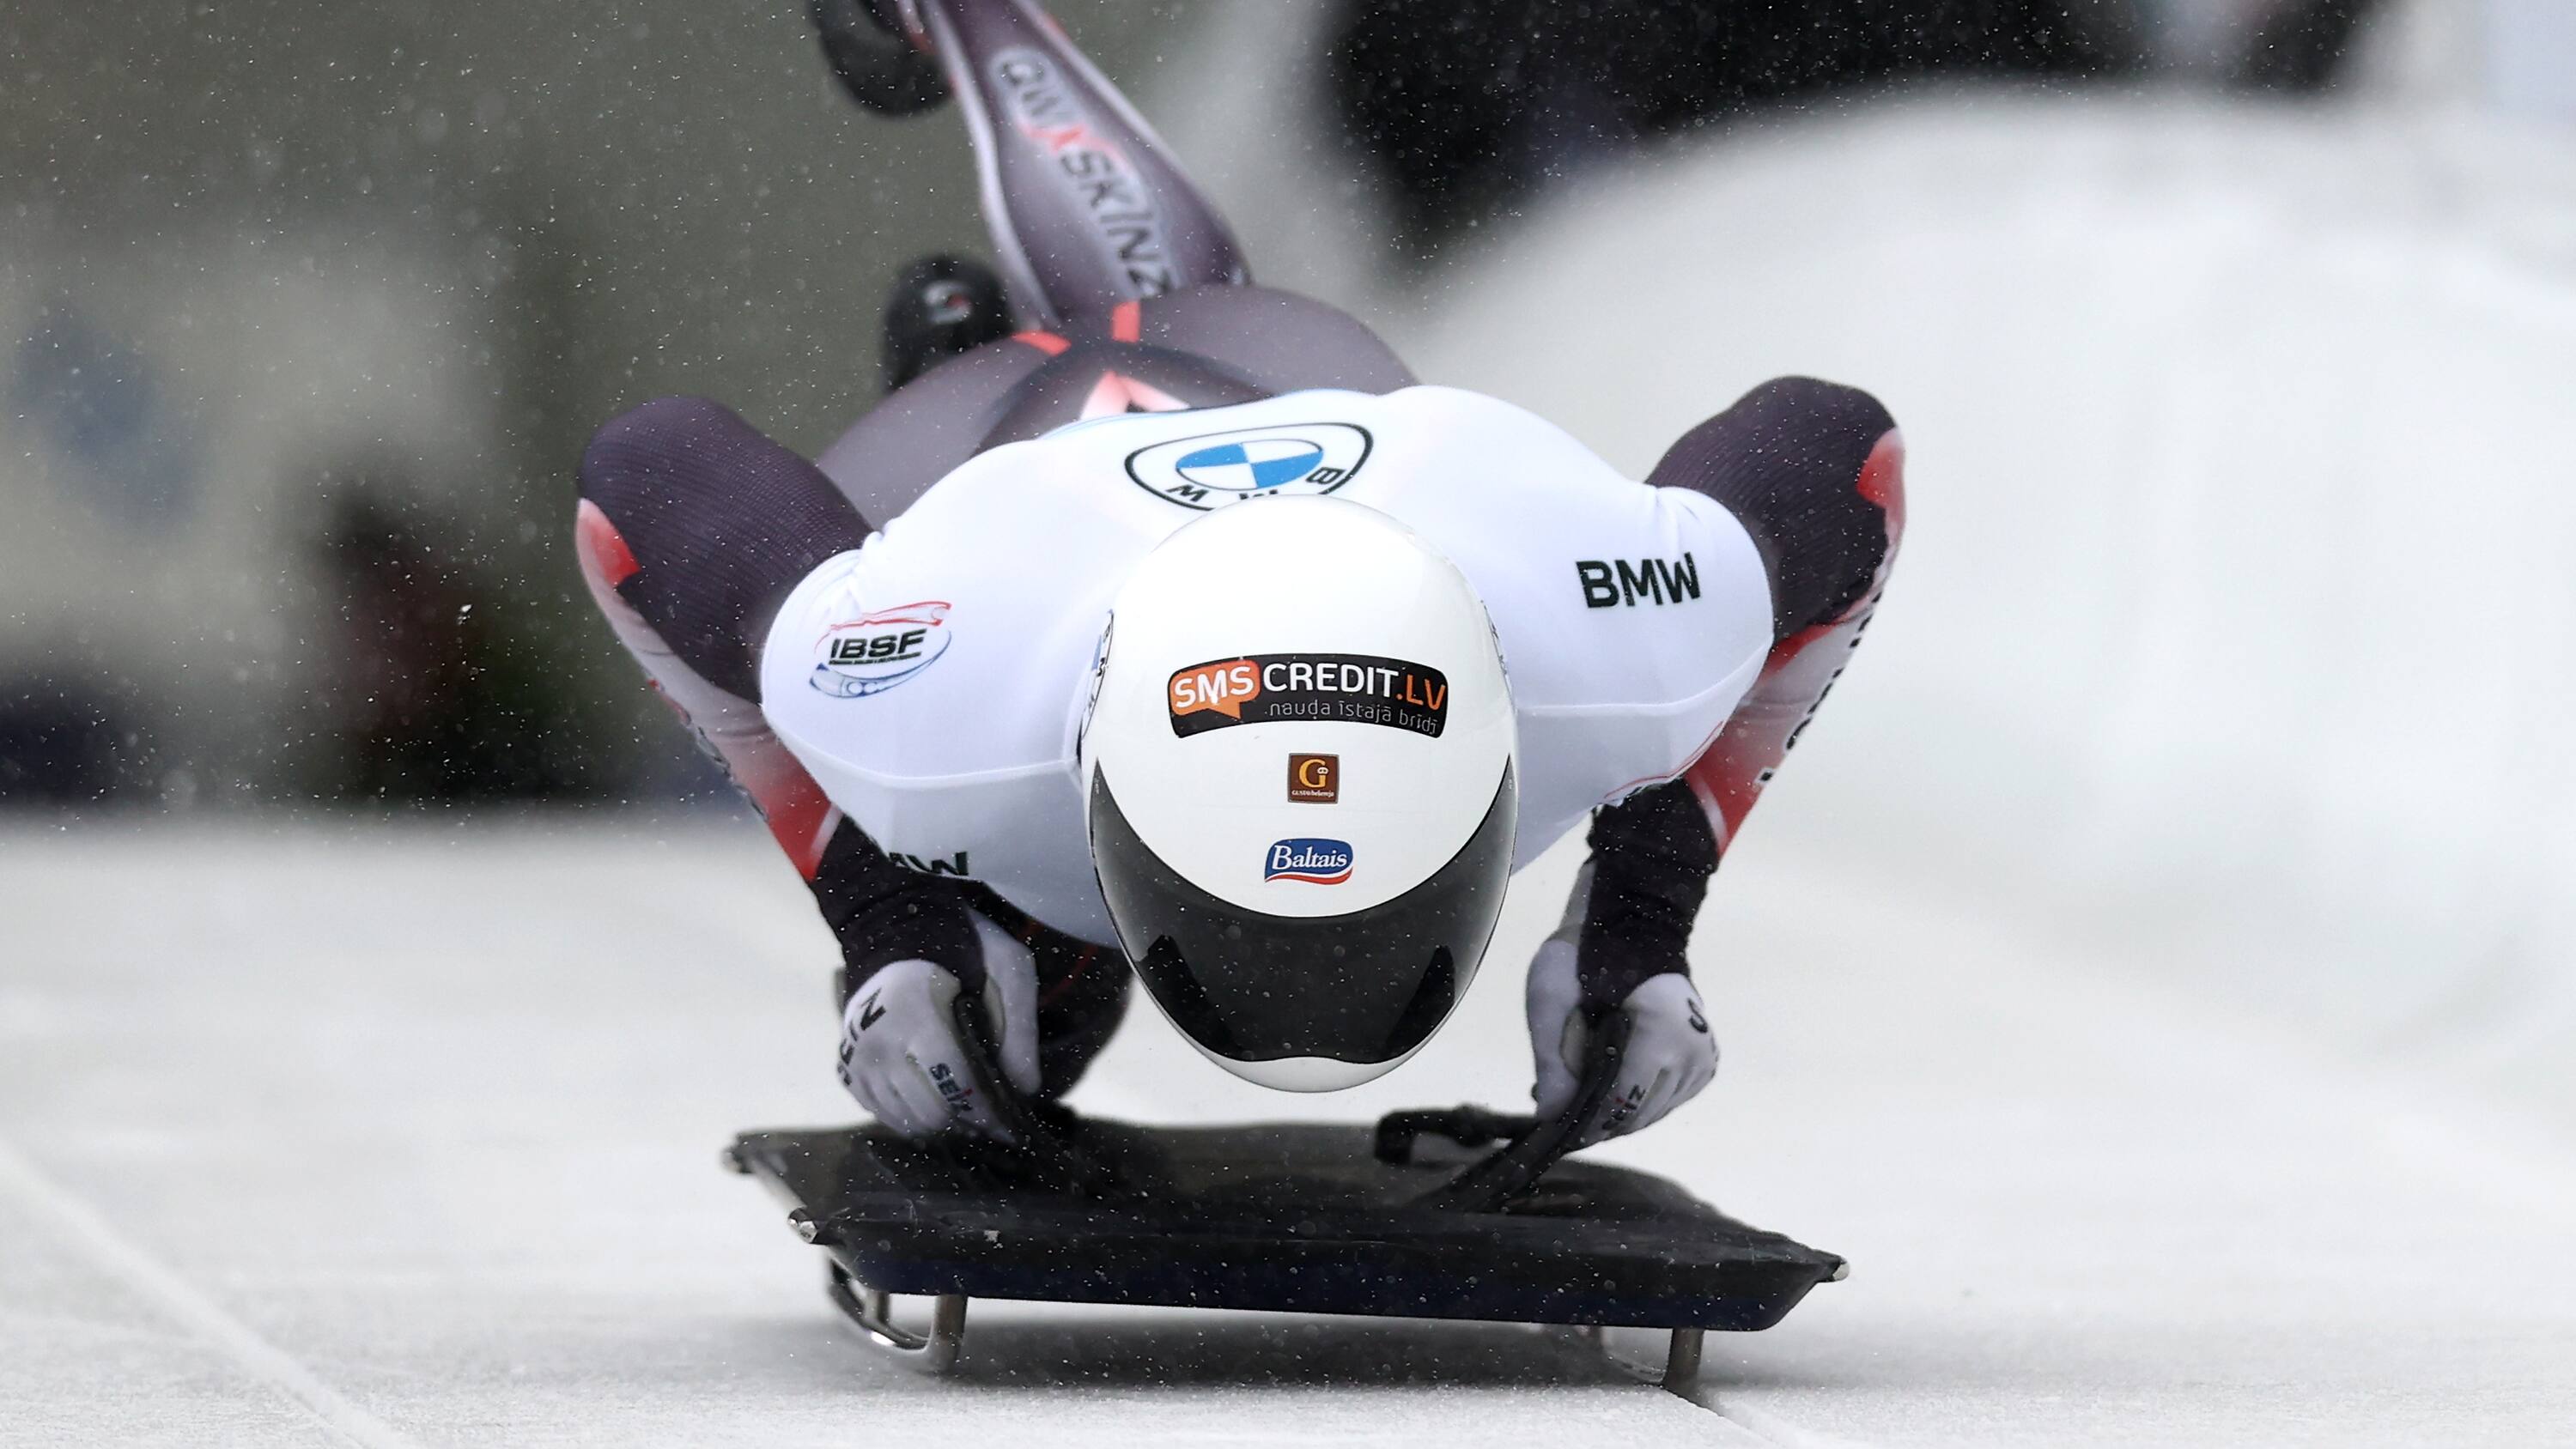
[1153,33,2576,1131]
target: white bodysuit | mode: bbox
[757,385,1776,944]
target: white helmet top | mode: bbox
[1081,495,1518,1090]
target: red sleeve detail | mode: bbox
[762,775,841,881]
[580,494,836,879]
[725,737,840,881]
[1681,425,1905,846]
[1109,299,1143,343]
[574,499,641,589]
[1856,429,1905,532]
[1012,330,1072,356]
[1681,626,1833,844]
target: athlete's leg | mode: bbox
[898,0,1249,324]
[817,1,1412,495]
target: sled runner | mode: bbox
[724,1014,1846,1393]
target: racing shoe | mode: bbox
[811,0,948,116]
[882,255,1015,391]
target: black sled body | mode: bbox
[731,1114,1841,1332]
[726,1081,1843,1391]
[728,1003,1843,1390]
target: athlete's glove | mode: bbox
[1525,864,1719,1141]
[836,914,1041,1140]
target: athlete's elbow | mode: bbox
[1741,376,1896,442]
[577,396,748,504]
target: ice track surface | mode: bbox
[5,822,2573,1448]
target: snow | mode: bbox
[1367,96,2576,1140]
[6,822,2574,1446]
[0,826,1715,1447]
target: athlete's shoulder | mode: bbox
[1358,387,1656,522]
[1366,385,1614,465]
[1371,387,1771,714]
[1373,383,1591,438]
[755,488,1121,789]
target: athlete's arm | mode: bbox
[573,396,1035,1135]
[807,821,987,992]
[1530,377,1905,1136]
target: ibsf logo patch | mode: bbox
[811,600,953,699]
[1264,838,1353,885]
[1125,422,1372,511]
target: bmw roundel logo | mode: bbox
[1177,438,1326,492]
[1125,422,1372,511]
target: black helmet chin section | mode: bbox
[1090,763,1516,1068]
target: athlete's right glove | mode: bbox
[836,914,1041,1140]
[1525,916,1718,1141]
[1524,779,1725,1143]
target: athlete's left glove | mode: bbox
[836,914,1042,1140]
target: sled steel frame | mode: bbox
[823,1262,969,1373]
[811,1273,1710,1392]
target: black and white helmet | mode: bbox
[1081,496,1518,1090]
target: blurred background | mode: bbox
[4,0,2572,1112]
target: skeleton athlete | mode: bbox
[573,0,1904,1142]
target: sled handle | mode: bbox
[947,988,1127,1197]
[1408,1012,1632,1213]
[1373,1103,1533,1164]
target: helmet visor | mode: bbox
[1088,763,1516,1069]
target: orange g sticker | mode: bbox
[1287,753,1340,803]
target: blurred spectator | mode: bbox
[2237,0,2381,89]
[0,0,1164,815]
[309,488,605,804]
[1326,0,2134,242]
[0,676,139,805]
[1324,0,2390,243]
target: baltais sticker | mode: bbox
[1264,838,1352,885]
[1167,653,1448,739]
